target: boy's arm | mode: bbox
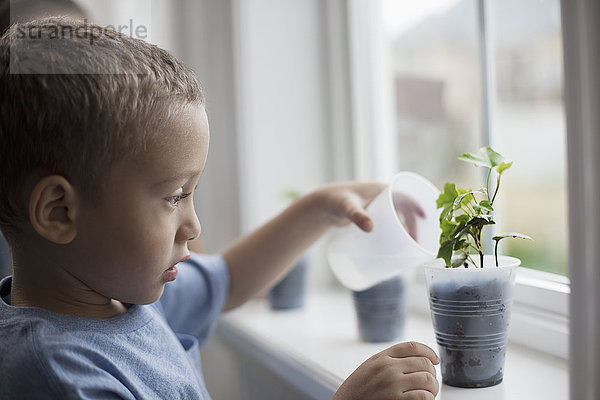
[222,182,385,311]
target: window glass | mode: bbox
[382,0,482,195]
[381,0,568,275]
[490,0,567,276]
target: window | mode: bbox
[340,0,569,357]
[379,0,568,276]
[488,0,566,276]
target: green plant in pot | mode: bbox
[424,146,532,388]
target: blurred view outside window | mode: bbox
[381,0,567,275]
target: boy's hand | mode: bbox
[392,192,426,240]
[223,181,425,310]
[332,342,440,400]
[315,182,387,232]
[315,183,425,238]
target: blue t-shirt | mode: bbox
[0,253,230,399]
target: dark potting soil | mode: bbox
[429,277,512,388]
[353,276,407,342]
[269,257,307,310]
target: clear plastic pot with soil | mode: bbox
[351,268,413,342]
[269,256,308,310]
[423,256,519,388]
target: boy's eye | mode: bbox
[166,192,191,206]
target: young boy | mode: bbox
[0,17,439,399]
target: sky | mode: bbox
[381,0,462,36]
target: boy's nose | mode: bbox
[177,206,202,243]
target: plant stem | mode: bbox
[486,169,492,202]
[467,243,480,254]
[467,254,477,267]
[462,204,476,217]
[494,240,499,267]
[491,175,501,205]
[472,228,484,268]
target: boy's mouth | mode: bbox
[163,254,190,282]
[163,266,178,282]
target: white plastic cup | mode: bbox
[423,256,520,388]
[328,172,440,291]
[352,267,414,342]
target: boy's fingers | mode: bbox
[392,192,426,240]
[393,193,426,218]
[403,213,418,240]
[340,196,374,232]
[399,357,436,377]
[401,371,439,396]
[412,201,426,218]
[385,341,440,364]
[358,182,387,202]
[400,389,436,400]
[352,211,373,232]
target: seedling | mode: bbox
[436,146,532,268]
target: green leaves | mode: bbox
[451,252,468,267]
[453,190,484,210]
[437,183,462,223]
[436,183,458,208]
[436,146,530,268]
[436,240,454,267]
[492,232,533,241]
[473,199,494,213]
[436,211,495,267]
[492,232,533,266]
[496,161,513,175]
[458,146,504,168]
[459,146,513,176]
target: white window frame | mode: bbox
[561,0,600,397]
[339,0,570,359]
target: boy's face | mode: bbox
[67,104,209,305]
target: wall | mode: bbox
[232,0,330,231]
[178,0,338,288]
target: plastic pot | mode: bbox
[269,256,308,310]
[423,256,519,388]
[352,269,412,342]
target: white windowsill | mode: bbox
[218,290,568,400]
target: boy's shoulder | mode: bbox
[0,316,82,398]
[0,302,209,399]
[0,280,160,399]
[0,309,147,399]
[0,278,211,398]
[0,310,88,398]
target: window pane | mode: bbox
[490,0,567,276]
[382,0,482,193]
[381,0,568,276]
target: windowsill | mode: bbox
[218,289,568,399]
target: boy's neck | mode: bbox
[10,252,128,319]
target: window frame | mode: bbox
[339,0,570,359]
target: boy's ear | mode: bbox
[28,175,79,244]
